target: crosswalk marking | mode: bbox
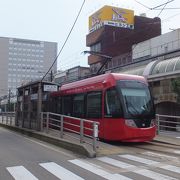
[134,169,178,180]
[174,150,180,154]
[69,159,133,180]
[97,156,180,179]
[97,157,136,169]
[39,162,84,180]
[119,154,159,165]
[142,151,178,160]
[6,166,38,180]
[5,152,180,180]
[161,165,180,174]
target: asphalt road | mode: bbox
[1,127,180,180]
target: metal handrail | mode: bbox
[41,112,99,152]
[156,114,180,134]
[0,112,15,125]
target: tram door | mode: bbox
[86,91,104,138]
[104,88,122,138]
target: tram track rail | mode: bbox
[105,140,180,157]
[127,141,180,157]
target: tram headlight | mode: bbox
[125,119,137,128]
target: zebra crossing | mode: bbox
[6,151,180,180]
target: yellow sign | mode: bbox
[89,5,134,32]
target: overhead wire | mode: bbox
[59,1,176,73]
[153,7,180,10]
[134,0,175,10]
[53,0,177,75]
[134,0,151,10]
[157,0,172,17]
[152,0,175,10]
[105,0,176,73]
[41,0,86,82]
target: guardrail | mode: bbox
[2,112,179,150]
[41,112,99,152]
[156,114,180,134]
[0,112,15,125]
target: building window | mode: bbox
[90,42,101,52]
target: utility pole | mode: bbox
[50,70,53,82]
[37,82,42,130]
[8,89,11,112]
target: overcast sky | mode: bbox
[0,0,179,70]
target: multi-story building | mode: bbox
[54,66,90,85]
[86,5,161,74]
[113,29,180,116]
[0,37,57,97]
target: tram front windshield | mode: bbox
[117,80,155,119]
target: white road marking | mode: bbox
[97,157,136,169]
[161,165,180,173]
[173,150,180,154]
[119,154,159,165]
[176,137,180,138]
[39,162,84,180]
[69,159,133,180]
[6,166,38,180]
[142,151,178,160]
[134,169,178,180]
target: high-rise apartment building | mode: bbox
[0,37,57,97]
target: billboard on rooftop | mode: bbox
[89,5,134,32]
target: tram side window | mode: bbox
[105,88,122,118]
[50,97,55,113]
[73,94,85,118]
[87,92,102,118]
[51,97,62,114]
[62,96,72,116]
[56,97,62,114]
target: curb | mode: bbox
[0,123,96,158]
[153,138,180,147]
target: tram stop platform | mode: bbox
[154,131,180,146]
[0,121,180,158]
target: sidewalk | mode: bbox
[154,131,180,146]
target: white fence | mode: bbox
[41,112,99,152]
[0,112,15,125]
[1,112,180,150]
[156,114,180,134]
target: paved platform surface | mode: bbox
[154,131,180,146]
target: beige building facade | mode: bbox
[0,37,57,97]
